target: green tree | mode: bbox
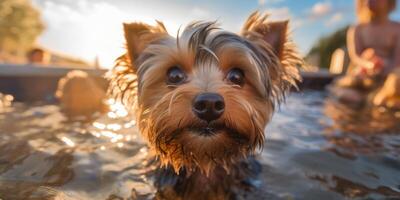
[0,0,44,55]
[307,26,349,69]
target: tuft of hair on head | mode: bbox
[241,11,304,103]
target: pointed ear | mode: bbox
[123,21,168,70]
[241,12,288,59]
[258,21,288,59]
[242,12,303,96]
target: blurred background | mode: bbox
[1,0,399,68]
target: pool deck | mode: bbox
[0,64,108,102]
[299,70,339,90]
[0,64,338,102]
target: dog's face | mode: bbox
[110,12,302,174]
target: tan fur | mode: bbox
[109,11,302,176]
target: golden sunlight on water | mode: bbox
[0,91,399,199]
[107,99,129,118]
[60,136,76,147]
[92,121,106,129]
[86,99,138,151]
[0,93,153,199]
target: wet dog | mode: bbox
[109,12,303,199]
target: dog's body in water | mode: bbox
[109,12,303,199]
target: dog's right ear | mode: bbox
[123,22,168,71]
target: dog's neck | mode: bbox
[153,166,232,199]
[153,157,262,200]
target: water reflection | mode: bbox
[310,175,400,199]
[316,96,400,198]
[107,99,129,119]
[324,99,400,135]
[0,92,399,199]
[261,91,400,200]
[323,99,400,158]
[0,97,152,199]
[60,136,76,147]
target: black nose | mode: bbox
[192,93,225,122]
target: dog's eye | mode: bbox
[227,68,245,86]
[166,66,186,85]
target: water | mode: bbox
[0,91,399,200]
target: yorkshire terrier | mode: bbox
[109,12,303,199]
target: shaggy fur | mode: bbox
[109,12,303,199]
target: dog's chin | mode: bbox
[187,125,229,137]
[176,123,251,150]
[155,123,254,173]
[184,123,246,141]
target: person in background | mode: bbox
[334,0,400,106]
[26,47,50,65]
[56,70,107,118]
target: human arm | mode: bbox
[347,26,375,72]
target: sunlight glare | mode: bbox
[124,120,137,128]
[107,99,129,118]
[107,123,122,131]
[100,130,123,143]
[93,122,106,129]
[61,136,76,147]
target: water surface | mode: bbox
[0,91,399,200]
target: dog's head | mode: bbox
[110,12,302,174]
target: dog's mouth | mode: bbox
[188,124,227,136]
[183,123,249,143]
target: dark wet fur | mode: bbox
[152,157,262,200]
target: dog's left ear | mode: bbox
[241,12,303,99]
[241,12,289,59]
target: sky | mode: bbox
[31,0,400,68]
